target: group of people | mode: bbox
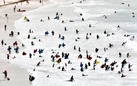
[0,0,136,85]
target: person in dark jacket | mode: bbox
[29,75,35,81]
[69,76,74,82]
[3,70,7,78]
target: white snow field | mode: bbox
[1,0,137,86]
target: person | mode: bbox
[69,76,74,82]
[88,62,90,66]
[4,25,7,31]
[82,18,84,21]
[7,54,10,59]
[45,31,49,35]
[78,47,81,52]
[121,74,126,77]
[7,46,12,54]
[80,62,83,68]
[109,43,113,48]
[14,5,16,12]
[76,29,79,34]
[95,48,99,53]
[64,27,67,31]
[93,59,97,70]
[36,62,41,66]
[96,34,99,39]
[127,53,130,58]
[9,31,14,37]
[117,25,120,28]
[48,16,50,20]
[29,75,35,81]
[1,40,4,46]
[14,46,19,53]
[104,30,107,34]
[74,46,76,50]
[39,0,42,3]
[82,74,88,76]
[85,64,88,69]
[119,52,122,57]
[51,30,55,36]
[78,54,82,58]
[5,14,8,23]
[3,70,7,78]
[24,16,29,22]
[3,0,5,4]
[80,67,84,72]
[29,53,32,58]
[89,24,91,27]
[61,36,65,40]
[61,52,64,58]
[26,0,29,4]
[128,63,132,71]
[47,75,49,78]
[121,59,127,68]
[86,34,89,40]
[62,66,65,71]
[104,57,108,63]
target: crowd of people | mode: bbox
[0,0,136,84]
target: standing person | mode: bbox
[51,30,55,36]
[64,27,67,31]
[76,29,79,34]
[74,46,76,50]
[7,54,10,59]
[1,40,4,46]
[29,53,32,58]
[14,5,16,12]
[121,59,127,68]
[7,46,12,54]
[128,63,132,71]
[3,0,5,4]
[48,16,50,20]
[39,0,43,5]
[4,25,7,31]
[3,70,7,78]
[39,0,42,3]
[93,59,97,70]
[62,52,64,58]
[5,14,8,23]
[96,34,99,39]
[78,47,81,52]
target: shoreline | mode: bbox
[0,59,31,86]
[0,0,28,7]
[0,0,48,86]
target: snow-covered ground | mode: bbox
[1,0,137,86]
